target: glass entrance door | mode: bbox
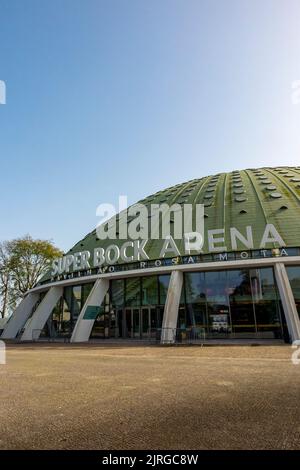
[141,307,150,338]
[132,308,140,338]
[122,307,154,338]
[124,308,141,338]
[124,308,132,337]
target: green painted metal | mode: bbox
[41,166,300,280]
[83,305,101,320]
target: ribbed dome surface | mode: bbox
[43,166,300,280]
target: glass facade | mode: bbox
[44,283,94,338]
[90,268,284,340]
[41,265,295,342]
[286,266,300,319]
[125,278,141,307]
[142,276,159,306]
[91,275,170,339]
[184,268,284,339]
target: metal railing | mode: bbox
[18,326,206,344]
[149,327,206,345]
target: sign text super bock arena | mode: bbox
[50,223,286,280]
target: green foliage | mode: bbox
[0,235,63,317]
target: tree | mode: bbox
[0,235,63,317]
[0,244,11,318]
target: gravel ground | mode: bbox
[0,343,299,450]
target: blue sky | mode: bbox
[0,0,300,251]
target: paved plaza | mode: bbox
[0,343,299,449]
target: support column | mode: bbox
[161,270,183,344]
[21,286,63,341]
[71,279,109,343]
[1,292,40,339]
[274,263,300,343]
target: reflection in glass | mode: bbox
[141,276,158,305]
[287,266,300,319]
[158,275,170,305]
[81,283,94,306]
[183,268,283,339]
[71,286,81,322]
[125,278,141,307]
[132,308,140,337]
[228,270,255,336]
[43,266,285,341]
[206,271,231,337]
[111,279,124,307]
[90,293,109,339]
[251,268,282,338]
[185,272,206,304]
[46,284,84,338]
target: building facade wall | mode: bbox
[3,167,300,343]
[22,262,300,343]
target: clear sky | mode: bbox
[0,0,300,251]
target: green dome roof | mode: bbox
[43,166,300,281]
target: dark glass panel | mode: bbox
[71,285,81,322]
[185,272,206,304]
[132,308,140,337]
[60,286,73,336]
[45,285,83,338]
[125,308,133,337]
[186,303,207,329]
[111,279,124,307]
[81,283,94,306]
[63,286,72,322]
[251,268,282,338]
[286,266,300,319]
[205,271,231,336]
[41,297,62,338]
[228,270,255,336]
[141,276,158,306]
[178,305,186,329]
[141,308,150,335]
[205,271,228,304]
[158,275,170,305]
[90,292,110,338]
[116,308,123,338]
[125,278,141,307]
[150,307,160,330]
[156,307,164,329]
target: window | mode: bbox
[111,279,124,307]
[184,268,283,339]
[158,275,170,305]
[125,278,141,307]
[286,266,300,319]
[141,276,158,306]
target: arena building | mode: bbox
[2,166,300,344]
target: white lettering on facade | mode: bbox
[51,225,287,275]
